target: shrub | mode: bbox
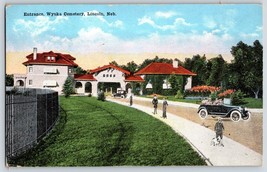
[218,89,235,99]
[185,85,220,97]
[175,90,184,99]
[210,92,218,101]
[62,76,74,98]
[97,91,106,101]
[231,90,246,105]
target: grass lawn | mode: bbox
[9,96,206,166]
[242,98,263,108]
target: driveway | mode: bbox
[107,96,262,166]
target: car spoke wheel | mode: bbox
[199,109,208,119]
[242,111,251,121]
[230,111,241,122]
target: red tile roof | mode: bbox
[135,62,196,76]
[89,64,131,75]
[74,74,97,81]
[125,75,145,82]
[23,51,78,67]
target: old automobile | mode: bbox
[112,90,127,98]
[197,104,251,122]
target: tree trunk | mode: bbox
[252,88,259,99]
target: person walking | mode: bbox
[152,95,158,114]
[214,117,225,146]
[162,97,168,118]
[129,94,133,106]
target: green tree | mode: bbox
[6,74,14,86]
[229,40,262,98]
[206,55,227,87]
[109,60,119,66]
[121,61,138,73]
[184,54,208,86]
[168,74,184,94]
[74,67,87,74]
[62,76,74,98]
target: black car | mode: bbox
[112,90,127,98]
[197,104,251,122]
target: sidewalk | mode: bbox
[107,97,262,166]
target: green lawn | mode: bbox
[242,98,263,108]
[10,96,206,166]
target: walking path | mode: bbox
[107,96,262,166]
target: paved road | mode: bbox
[107,96,262,166]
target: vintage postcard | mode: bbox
[5,4,262,167]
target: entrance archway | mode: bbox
[75,82,82,88]
[16,80,24,87]
[97,82,121,93]
[85,82,92,93]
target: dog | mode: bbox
[210,136,221,146]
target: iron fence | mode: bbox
[5,88,59,160]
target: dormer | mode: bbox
[45,56,56,62]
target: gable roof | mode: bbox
[125,75,145,82]
[23,51,78,67]
[74,74,97,81]
[89,63,131,75]
[134,62,196,76]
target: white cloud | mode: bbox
[138,16,155,26]
[221,33,233,41]
[174,18,192,26]
[138,16,192,31]
[203,16,217,29]
[10,23,234,56]
[13,16,68,37]
[211,29,221,34]
[109,20,123,28]
[37,27,233,54]
[240,32,259,39]
[155,11,177,18]
[256,26,262,32]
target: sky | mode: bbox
[5,4,262,73]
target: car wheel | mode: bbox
[242,111,251,121]
[198,109,208,119]
[230,111,241,122]
[121,95,125,98]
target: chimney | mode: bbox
[33,47,37,60]
[173,59,178,68]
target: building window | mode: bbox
[69,68,72,74]
[51,56,55,61]
[29,67,33,73]
[106,74,109,77]
[103,74,105,77]
[47,56,51,61]
[29,80,33,85]
[113,74,115,77]
[110,74,112,77]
